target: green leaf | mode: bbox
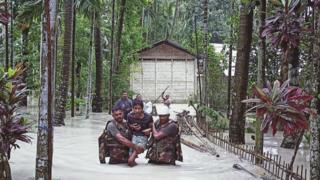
[6,82,13,92]
[7,68,15,77]
[271,80,281,101]
[242,98,262,103]
[269,0,284,6]
[281,0,287,6]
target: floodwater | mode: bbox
[9,104,272,180]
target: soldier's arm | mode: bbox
[115,133,144,153]
[107,123,143,153]
[152,123,166,140]
[152,122,178,140]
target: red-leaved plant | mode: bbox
[261,0,304,52]
[0,3,11,25]
[242,80,315,136]
[0,63,31,159]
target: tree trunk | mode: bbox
[9,0,13,68]
[310,10,320,179]
[108,0,115,114]
[92,12,103,113]
[255,0,266,163]
[0,136,11,180]
[310,101,320,179]
[71,3,76,117]
[114,0,126,72]
[288,47,300,86]
[4,0,9,71]
[203,0,208,107]
[280,47,300,149]
[52,13,60,125]
[21,26,30,107]
[168,0,179,39]
[35,0,57,179]
[194,16,202,106]
[75,60,81,112]
[85,14,95,119]
[54,0,74,126]
[229,3,254,144]
[227,1,235,119]
[286,130,304,180]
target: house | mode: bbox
[130,40,197,103]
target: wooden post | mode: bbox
[278,156,282,177]
[281,161,285,179]
[268,153,271,172]
[154,58,157,99]
[272,155,276,174]
[304,169,307,180]
[300,165,303,180]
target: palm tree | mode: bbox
[55,0,74,126]
[85,13,95,119]
[77,0,105,113]
[255,0,266,162]
[229,1,254,144]
[310,5,320,179]
[108,0,115,114]
[203,0,208,107]
[92,12,103,112]
[168,0,179,39]
[16,0,42,107]
[227,0,234,119]
[35,0,57,179]
[9,0,13,69]
[5,0,9,71]
[114,0,127,72]
[71,0,76,117]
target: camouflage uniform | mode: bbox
[146,120,183,164]
[98,120,132,164]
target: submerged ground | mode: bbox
[10,104,272,180]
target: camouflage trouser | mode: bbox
[147,149,176,164]
[108,146,129,164]
[146,135,183,165]
[146,139,176,164]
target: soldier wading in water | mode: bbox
[99,107,144,166]
[146,105,183,165]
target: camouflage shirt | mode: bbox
[146,120,183,164]
[98,120,132,164]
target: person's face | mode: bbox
[112,110,124,122]
[159,115,169,123]
[165,95,169,99]
[133,104,143,114]
[122,92,128,99]
[136,95,142,100]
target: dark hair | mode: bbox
[132,99,144,108]
[112,106,123,113]
[122,90,128,94]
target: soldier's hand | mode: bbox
[133,125,141,131]
[134,145,144,154]
[142,128,151,136]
